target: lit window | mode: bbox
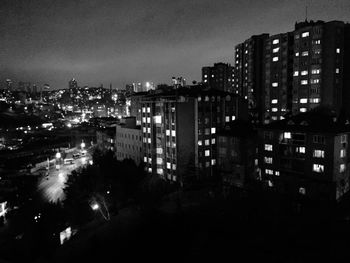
[204,74,208,78]
[341,134,347,143]
[265,169,273,175]
[272,82,278,87]
[172,164,176,170]
[340,149,346,158]
[311,69,320,74]
[148,168,152,173]
[144,157,147,162]
[143,127,146,132]
[302,32,309,38]
[273,47,280,53]
[284,132,291,139]
[205,139,210,146]
[156,158,163,165]
[268,180,273,187]
[205,150,210,156]
[275,171,280,176]
[297,147,306,153]
[300,98,307,103]
[271,99,278,104]
[272,39,279,44]
[211,127,216,134]
[154,115,162,124]
[293,71,299,77]
[166,129,170,136]
[211,138,216,144]
[264,157,273,164]
[300,108,307,112]
[301,51,309,56]
[340,164,346,173]
[147,127,151,133]
[232,116,236,121]
[295,52,299,57]
[225,116,230,122]
[147,117,151,123]
[148,138,151,143]
[142,117,146,123]
[157,168,163,175]
[272,108,278,112]
[315,40,321,44]
[265,144,273,151]
[142,107,146,113]
[311,79,320,84]
[313,164,324,173]
[147,107,150,113]
[156,148,163,154]
[198,96,202,101]
[167,162,171,169]
[336,68,340,74]
[299,187,306,195]
[198,140,202,146]
[310,98,320,103]
[301,80,308,85]
[272,57,279,62]
[336,48,340,54]
[211,159,216,165]
[301,70,308,76]
[171,130,176,136]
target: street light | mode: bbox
[81,141,85,149]
[91,203,99,211]
[56,152,61,159]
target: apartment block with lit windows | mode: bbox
[140,86,247,185]
[257,111,350,201]
[234,34,269,124]
[291,20,350,116]
[263,32,294,123]
[202,63,235,92]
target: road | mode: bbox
[37,153,92,203]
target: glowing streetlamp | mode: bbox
[55,152,61,159]
[81,141,85,149]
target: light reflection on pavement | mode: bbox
[37,153,92,203]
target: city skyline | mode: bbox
[1,0,350,89]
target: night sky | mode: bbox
[1,0,349,89]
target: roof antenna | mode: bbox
[305,5,308,22]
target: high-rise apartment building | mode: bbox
[202,63,235,92]
[234,34,269,123]
[291,20,350,116]
[263,32,294,123]
[140,86,247,185]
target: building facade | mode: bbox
[140,86,247,185]
[115,117,143,165]
[263,32,294,123]
[292,20,350,116]
[202,63,235,92]
[217,120,257,191]
[234,34,269,124]
[257,111,350,201]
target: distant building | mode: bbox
[172,77,186,88]
[217,120,257,191]
[140,85,247,185]
[116,117,143,165]
[202,63,235,92]
[257,109,350,201]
